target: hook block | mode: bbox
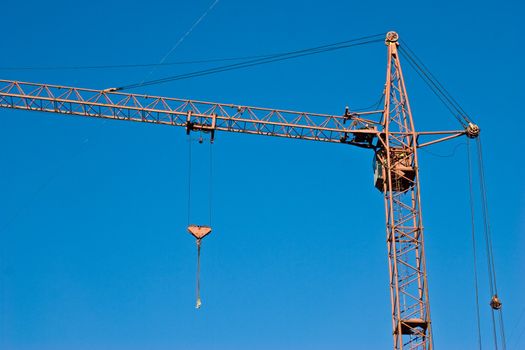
[188,225,212,240]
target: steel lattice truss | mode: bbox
[0,79,387,145]
[0,32,474,350]
[380,32,432,349]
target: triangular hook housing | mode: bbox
[187,225,212,240]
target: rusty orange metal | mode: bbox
[187,225,212,240]
[0,31,484,349]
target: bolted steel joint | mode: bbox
[385,31,399,45]
[466,122,480,138]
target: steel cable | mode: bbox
[400,40,471,122]
[398,45,470,127]
[398,47,466,126]
[467,138,483,349]
[208,140,213,227]
[115,34,385,91]
[476,137,507,349]
[195,239,202,309]
[187,135,192,226]
[0,55,281,71]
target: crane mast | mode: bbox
[379,31,431,349]
[0,32,476,349]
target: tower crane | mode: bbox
[0,32,484,349]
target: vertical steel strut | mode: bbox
[378,31,433,349]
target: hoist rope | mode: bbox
[476,138,498,295]
[499,311,507,350]
[398,43,471,127]
[476,137,507,350]
[467,138,483,350]
[115,34,385,90]
[195,239,203,309]
[187,134,214,225]
[186,133,214,309]
[208,140,213,226]
[187,135,193,226]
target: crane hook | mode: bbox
[188,225,212,309]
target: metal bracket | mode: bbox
[385,31,399,45]
[186,111,217,143]
[466,122,480,138]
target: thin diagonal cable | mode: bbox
[140,0,220,85]
[0,54,283,71]
[467,138,483,350]
[400,40,470,121]
[117,37,383,90]
[398,47,465,125]
[398,46,467,127]
[119,39,382,90]
[117,39,380,90]
[0,33,380,73]
[116,34,385,90]
[399,45,471,125]
[399,44,470,124]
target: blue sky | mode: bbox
[0,0,523,349]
